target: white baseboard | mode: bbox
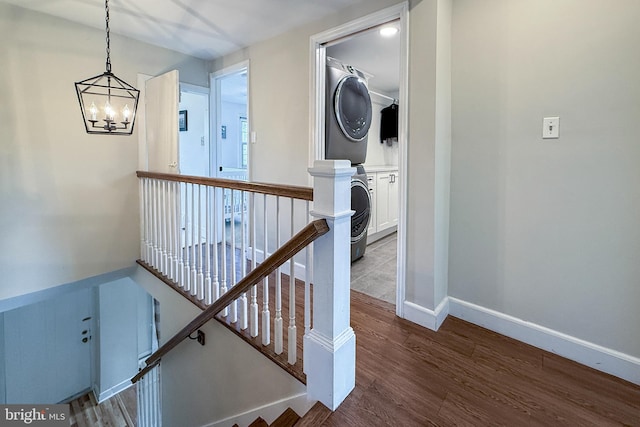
[448,297,640,386]
[205,392,315,427]
[96,378,134,403]
[403,297,449,331]
[249,248,307,282]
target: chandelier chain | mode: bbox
[105,0,111,73]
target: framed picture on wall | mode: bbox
[179,110,188,132]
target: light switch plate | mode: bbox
[543,117,560,139]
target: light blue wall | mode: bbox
[0,313,5,403]
[97,277,142,401]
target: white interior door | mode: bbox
[146,70,180,174]
[4,289,93,403]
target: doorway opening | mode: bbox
[310,3,409,316]
[211,63,249,182]
[210,62,250,246]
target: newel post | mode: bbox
[305,159,356,410]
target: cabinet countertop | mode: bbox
[364,165,398,173]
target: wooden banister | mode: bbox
[136,171,313,201]
[131,218,329,384]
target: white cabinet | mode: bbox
[366,168,399,240]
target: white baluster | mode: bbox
[139,178,145,261]
[239,190,248,330]
[161,181,168,274]
[173,181,180,283]
[249,192,258,337]
[205,185,212,305]
[177,183,185,288]
[153,179,161,269]
[166,181,174,280]
[262,194,270,346]
[190,183,198,296]
[274,196,283,355]
[197,184,204,300]
[212,187,220,303]
[229,189,238,323]
[220,188,228,317]
[182,183,190,290]
[288,198,297,364]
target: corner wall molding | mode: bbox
[402,297,450,331]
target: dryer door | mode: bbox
[334,75,372,142]
[351,179,371,243]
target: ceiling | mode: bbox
[1,0,370,60]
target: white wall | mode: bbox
[450,0,640,358]
[179,91,210,176]
[0,3,208,303]
[365,92,400,168]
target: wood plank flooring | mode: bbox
[69,386,136,427]
[321,291,640,426]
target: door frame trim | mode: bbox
[309,2,409,317]
[210,60,251,180]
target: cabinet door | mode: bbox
[376,173,391,230]
[367,174,377,234]
[389,172,399,227]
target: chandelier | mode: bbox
[75,0,139,135]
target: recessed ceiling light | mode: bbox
[379,26,399,37]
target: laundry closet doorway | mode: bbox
[310,3,409,315]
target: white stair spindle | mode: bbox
[229,189,238,323]
[288,198,297,364]
[171,181,179,282]
[177,183,185,288]
[220,188,228,317]
[212,187,220,303]
[274,196,283,355]
[139,178,145,261]
[262,194,270,346]
[167,181,174,280]
[190,183,198,296]
[161,181,168,274]
[197,184,205,300]
[239,190,248,330]
[250,192,259,337]
[182,183,190,290]
[205,185,212,305]
[151,180,158,268]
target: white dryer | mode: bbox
[325,57,372,165]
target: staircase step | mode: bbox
[248,417,269,427]
[271,407,300,427]
[294,402,331,427]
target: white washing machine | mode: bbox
[325,57,372,165]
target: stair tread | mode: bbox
[295,402,331,427]
[271,407,300,427]
[248,417,269,427]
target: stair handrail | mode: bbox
[131,218,329,384]
[136,171,314,201]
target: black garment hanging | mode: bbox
[380,103,398,145]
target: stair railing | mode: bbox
[135,160,358,412]
[132,218,329,383]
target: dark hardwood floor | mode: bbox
[321,290,640,426]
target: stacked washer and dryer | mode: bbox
[325,57,373,262]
